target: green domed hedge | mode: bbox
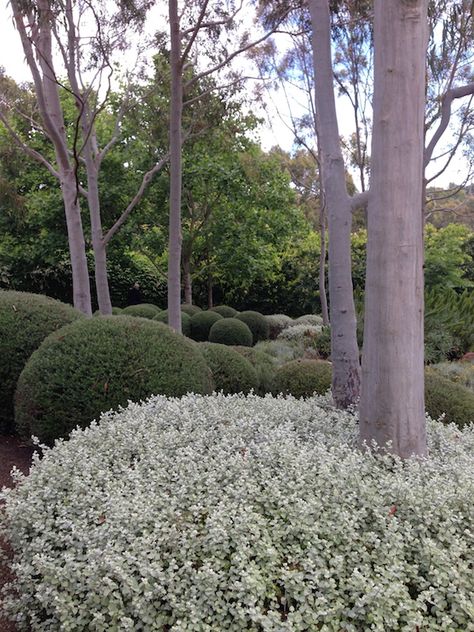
[236,310,270,344]
[200,343,258,394]
[93,307,123,316]
[15,316,213,444]
[0,291,83,433]
[425,370,474,428]
[181,304,202,317]
[122,303,161,319]
[232,346,276,394]
[209,317,252,347]
[265,314,294,339]
[153,310,192,336]
[273,359,332,398]
[190,310,223,342]
[210,305,238,318]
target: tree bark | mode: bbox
[308,0,361,407]
[359,0,428,458]
[167,0,184,333]
[318,208,330,326]
[182,248,193,305]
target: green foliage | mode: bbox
[190,310,223,342]
[15,316,213,444]
[210,305,238,318]
[0,291,83,433]
[231,346,277,395]
[122,303,161,319]
[424,224,473,290]
[181,304,202,317]
[431,361,474,391]
[425,370,474,428]
[272,359,332,398]
[209,318,253,347]
[425,288,474,361]
[236,310,270,344]
[153,310,192,337]
[264,313,294,339]
[199,343,258,395]
[314,325,332,359]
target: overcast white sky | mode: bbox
[0,2,469,190]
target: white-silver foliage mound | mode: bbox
[1,393,473,631]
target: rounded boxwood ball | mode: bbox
[232,345,276,395]
[153,310,191,337]
[210,305,238,318]
[181,304,202,317]
[122,303,161,319]
[236,310,270,343]
[0,291,84,433]
[209,317,252,347]
[93,307,123,316]
[190,310,223,342]
[425,370,474,428]
[200,343,258,394]
[273,359,332,398]
[15,316,214,444]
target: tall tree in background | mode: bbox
[359,0,429,457]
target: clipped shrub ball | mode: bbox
[293,314,324,327]
[232,345,276,394]
[93,307,123,317]
[273,359,332,398]
[15,316,213,444]
[122,303,161,319]
[209,317,252,347]
[200,343,258,394]
[153,310,191,337]
[3,394,473,631]
[210,305,238,318]
[181,304,202,317]
[236,310,270,343]
[425,369,474,428]
[265,313,294,339]
[190,310,223,342]
[0,291,83,433]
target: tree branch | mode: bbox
[351,190,369,212]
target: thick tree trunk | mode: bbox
[359,0,428,458]
[167,0,183,333]
[183,250,193,305]
[308,0,360,407]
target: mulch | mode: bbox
[0,436,35,632]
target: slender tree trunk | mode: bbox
[319,209,330,326]
[168,0,183,333]
[207,271,213,309]
[359,0,428,458]
[182,249,193,305]
[308,0,360,407]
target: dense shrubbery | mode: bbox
[0,291,83,433]
[255,339,304,365]
[153,310,192,336]
[14,316,213,444]
[180,304,202,317]
[314,325,331,359]
[293,314,324,327]
[265,314,294,339]
[210,305,238,318]
[431,361,474,391]
[199,343,258,394]
[190,310,223,342]
[121,303,161,319]
[425,369,474,428]
[209,317,253,347]
[273,359,332,398]
[236,310,270,343]
[2,394,473,631]
[232,346,276,394]
[277,324,323,343]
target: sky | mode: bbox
[0,2,470,191]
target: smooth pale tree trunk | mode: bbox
[359,0,428,458]
[182,249,193,305]
[207,271,214,309]
[167,0,183,333]
[319,217,329,326]
[308,0,360,407]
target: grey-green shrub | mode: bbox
[200,343,258,394]
[431,361,474,391]
[294,314,324,327]
[425,369,474,428]
[236,310,270,343]
[232,345,276,394]
[209,317,252,347]
[210,305,238,318]
[2,393,473,630]
[181,304,202,317]
[190,310,223,342]
[153,310,192,337]
[122,303,161,319]
[0,291,83,433]
[265,313,294,339]
[273,359,332,398]
[14,316,213,444]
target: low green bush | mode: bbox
[294,314,324,327]
[190,310,223,342]
[273,359,332,398]
[200,343,258,394]
[431,361,474,392]
[3,394,473,631]
[181,304,202,317]
[153,310,191,337]
[314,325,331,359]
[232,345,276,394]
[14,316,213,444]
[265,314,294,339]
[93,307,123,316]
[236,310,270,343]
[121,303,161,319]
[0,291,83,433]
[209,317,253,347]
[210,305,238,318]
[425,369,474,428]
